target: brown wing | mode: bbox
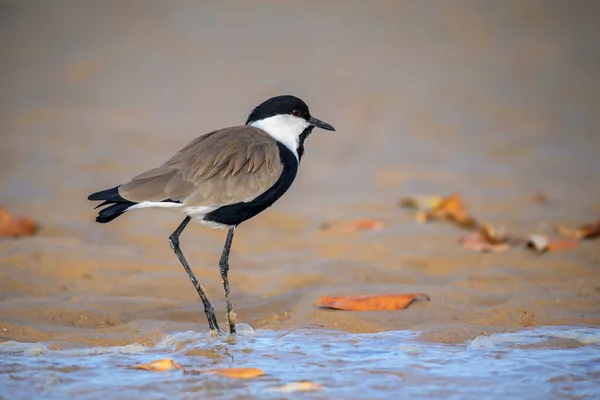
[118,126,283,206]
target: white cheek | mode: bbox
[250,115,309,160]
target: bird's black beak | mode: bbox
[309,116,335,131]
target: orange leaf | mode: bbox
[526,234,579,253]
[460,221,512,252]
[547,240,579,251]
[547,239,579,251]
[320,219,384,232]
[0,208,38,237]
[130,358,182,371]
[428,194,478,228]
[555,226,581,239]
[274,381,324,393]
[556,219,600,240]
[400,194,477,228]
[317,293,430,311]
[204,368,264,379]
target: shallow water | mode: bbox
[2,326,599,399]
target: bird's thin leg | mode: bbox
[219,225,237,335]
[168,216,220,334]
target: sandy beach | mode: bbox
[1,1,600,398]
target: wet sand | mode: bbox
[1,0,600,352]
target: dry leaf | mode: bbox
[130,358,182,371]
[320,219,384,232]
[546,239,579,251]
[525,234,579,253]
[460,221,512,252]
[273,381,324,393]
[428,194,478,228]
[0,208,38,237]
[400,194,477,228]
[556,219,600,240]
[555,226,580,239]
[318,293,430,311]
[204,368,264,379]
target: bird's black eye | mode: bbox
[291,109,301,117]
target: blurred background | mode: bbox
[2,0,600,230]
[1,1,599,333]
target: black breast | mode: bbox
[204,142,299,226]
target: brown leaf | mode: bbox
[546,239,579,251]
[320,219,384,232]
[273,381,324,393]
[130,358,183,371]
[400,194,477,228]
[556,219,600,240]
[318,293,430,311]
[429,194,478,228]
[204,368,265,379]
[460,221,512,252]
[525,234,579,253]
[555,226,580,239]
[0,208,38,237]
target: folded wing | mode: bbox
[119,126,283,207]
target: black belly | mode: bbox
[204,142,299,226]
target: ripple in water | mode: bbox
[1,325,599,399]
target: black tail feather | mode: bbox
[88,185,136,223]
[88,186,126,202]
[95,202,135,223]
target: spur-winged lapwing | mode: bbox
[87,95,335,335]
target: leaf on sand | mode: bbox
[400,194,477,228]
[203,368,265,379]
[0,207,38,237]
[460,221,512,252]
[556,219,600,240]
[318,293,430,311]
[273,381,324,393]
[427,194,478,228]
[130,358,183,371]
[525,234,579,253]
[320,219,384,232]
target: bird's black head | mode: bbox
[245,95,335,132]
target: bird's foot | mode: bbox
[209,328,226,338]
[226,310,237,335]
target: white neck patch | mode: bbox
[250,114,309,160]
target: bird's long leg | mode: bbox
[168,216,220,335]
[219,225,237,335]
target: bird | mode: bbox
[87,95,335,335]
